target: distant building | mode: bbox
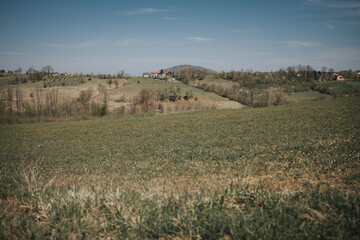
[151,71,160,78]
[333,73,344,81]
[143,72,150,78]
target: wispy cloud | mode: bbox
[42,39,104,49]
[0,52,28,56]
[164,16,184,21]
[187,37,211,42]
[287,40,322,47]
[115,38,147,46]
[125,8,169,15]
[229,29,267,33]
[327,1,360,9]
[306,0,360,15]
[306,0,322,4]
[326,23,335,29]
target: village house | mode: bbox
[151,71,160,78]
[333,73,344,81]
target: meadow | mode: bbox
[0,96,359,239]
[0,75,244,124]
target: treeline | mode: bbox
[129,86,197,114]
[0,87,107,123]
[215,65,358,87]
[197,82,288,107]
[177,65,359,107]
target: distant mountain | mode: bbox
[162,65,216,73]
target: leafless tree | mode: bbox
[118,70,125,78]
[114,79,119,88]
[108,79,113,89]
[41,65,54,75]
[27,66,35,75]
[15,87,23,115]
[16,67,22,74]
[136,89,155,112]
[6,87,14,115]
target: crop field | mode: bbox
[0,97,359,239]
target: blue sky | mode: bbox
[0,0,359,75]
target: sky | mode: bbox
[0,0,360,75]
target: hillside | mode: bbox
[0,97,359,239]
[163,64,216,73]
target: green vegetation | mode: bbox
[43,75,87,88]
[176,67,360,108]
[1,97,359,239]
[288,91,327,104]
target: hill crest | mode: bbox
[163,65,215,73]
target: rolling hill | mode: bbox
[163,64,216,73]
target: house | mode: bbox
[152,71,160,78]
[143,72,150,78]
[333,73,344,81]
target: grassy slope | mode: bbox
[288,91,327,103]
[0,97,359,239]
[0,76,244,114]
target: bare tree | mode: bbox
[118,70,125,78]
[27,66,35,75]
[114,79,119,89]
[15,87,23,115]
[136,89,155,112]
[16,67,22,75]
[41,65,54,75]
[272,90,288,106]
[27,66,35,80]
[98,83,106,94]
[6,87,14,115]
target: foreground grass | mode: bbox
[0,97,359,239]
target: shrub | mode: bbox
[115,106,126,115]
[136,89,155,112]
[92,102,108,116]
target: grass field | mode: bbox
[0,97,359,239]
[288,91,327,103]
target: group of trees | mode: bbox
[130,86,196,114]
[25,65,53,82]
[178,68,208,83]
[0,86,108,123]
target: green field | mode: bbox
[1,97,360,239]
[288,91,327,103]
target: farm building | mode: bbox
[151,71,160,78]
[333,73,344,81]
